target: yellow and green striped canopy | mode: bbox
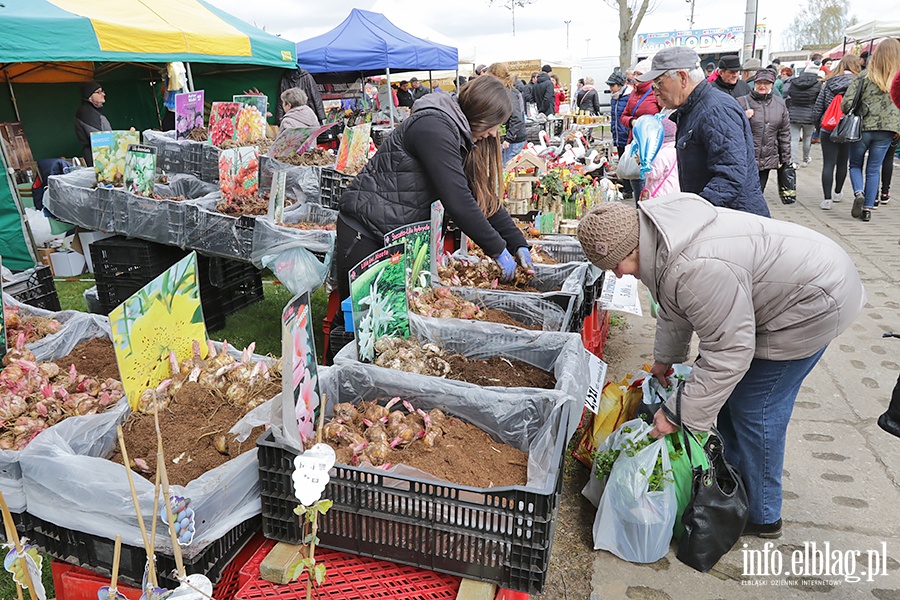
[0,0,295,81]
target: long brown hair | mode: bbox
[866,38,900,92]
[827,54,861,79]
[486,62,514,88]
[458,75,511,217]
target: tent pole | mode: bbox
[6,73,21,121]
[387,68,394,129]
[429,70,433,91]
[185,62,195,93]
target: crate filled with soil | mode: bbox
[259,361,573,593]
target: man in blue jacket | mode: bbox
[638,47,770,217]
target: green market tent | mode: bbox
[0,0,297,270]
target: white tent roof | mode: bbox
[844,12,900,40]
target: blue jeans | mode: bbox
[848,131,894,209]
[716,346,827,524]
[502,141,526,166]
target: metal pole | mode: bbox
[185,62,195,93]
[386,68,394,129]
[564,20,571,51]
[6,72,20,121]
[741,0,758,62]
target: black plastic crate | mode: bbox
[257,422,566,594]
[201,145,220,183]
[183,143,203,178]
[90,236,186,282]
[4,265,61,311]
[319,167,354,209]
[27,513,260,590]
[326,325,355,365]
[235,215,256,262]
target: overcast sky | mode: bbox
[206,0,895,66]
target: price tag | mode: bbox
[584,353,608,414]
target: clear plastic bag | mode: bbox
[259,246,332,297]
[592,424,676,563]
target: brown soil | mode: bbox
[478,309,539,330]
[110,380,278,486]
[55,338,121,381]
[445,355,556,389]
[274,148,335,167]
[324,409,528,489]
[533,250,559,264]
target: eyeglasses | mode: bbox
[93,89,105,95]
[651,77,665,91]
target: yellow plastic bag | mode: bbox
[573,366,649,467]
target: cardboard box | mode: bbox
[37,247,54,272]
[77,231,114,273]
[49,251,86,277]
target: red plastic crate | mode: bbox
[213,533,272,599]
[51,560,142,600]
[581,306,610,359]
[238,537,277,587]
[235,546,460,599]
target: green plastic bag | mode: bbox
[666,431,709,539]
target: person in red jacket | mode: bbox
[619,60,661,200]
[550,74,566,113]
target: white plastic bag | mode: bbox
[592,426,676,563]
[636,364,691,422]
[582,417,646,508]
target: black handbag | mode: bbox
[674,386,750,572]
[830,80,865,144]
[777,163,797,204]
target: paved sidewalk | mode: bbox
[589,144,900,599]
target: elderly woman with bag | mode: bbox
[738,69,791,196]
[844,38,900,222]
[576,196,866,538]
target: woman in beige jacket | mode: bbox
[577,194,866,538]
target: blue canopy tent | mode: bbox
[295,9,459,127]
[294,9,458,74]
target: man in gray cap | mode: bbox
[640,46,769,216]
[409,77,430,100]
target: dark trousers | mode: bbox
[335,215,384,306]
[881,134,900,197]
[888,371,900,420]
[820,130,849,199]
[759,169,771,192]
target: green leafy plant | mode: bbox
[289,498,334,598]
[591,427,675,492]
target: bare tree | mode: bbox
[603,0,656,69]
[784,0,855,49]
[489,0,538,37]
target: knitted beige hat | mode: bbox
[577,202,640,270]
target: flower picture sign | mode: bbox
[219,146,259,204]
[208,102,241,147]
[349,244,409,362]
[174,91,205,140]
[110,253,208,409]
[282,292,319,444]
[232,95,268,144]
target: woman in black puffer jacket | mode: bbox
[814,54,862,210]
[784,64,822,165]
[337,76,532,305]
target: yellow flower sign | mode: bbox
[110,253,208,408]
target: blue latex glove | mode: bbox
[494,249,517,282]
[515,247,534,272]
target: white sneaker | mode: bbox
[833,190,843,202]
[802,158,812,167]
[820,199,832,210]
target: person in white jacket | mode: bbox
[640,118,680,199]
[576,195,866,539]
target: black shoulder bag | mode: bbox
[830,79,865,144]
[674,384,750,572]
